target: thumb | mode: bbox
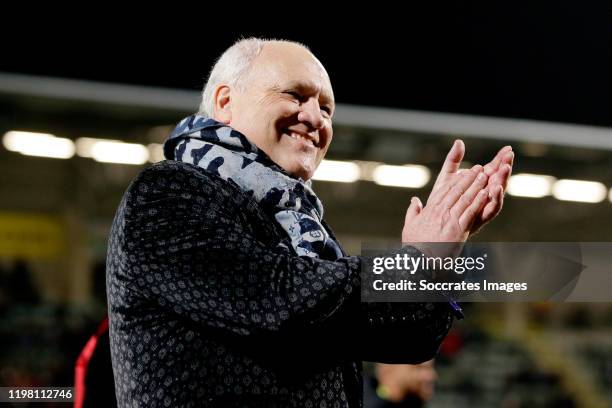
[405,197,423,221]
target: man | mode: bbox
[106,38,513,407]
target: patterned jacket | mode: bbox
[106,160,454,407]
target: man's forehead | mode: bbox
[252,43,334,100]
[280,79,334,102]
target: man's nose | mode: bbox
[297,98,325,130]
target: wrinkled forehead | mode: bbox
[249,43,334,101]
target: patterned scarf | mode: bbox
[164,115,343,260]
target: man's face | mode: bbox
[220,43,335,180]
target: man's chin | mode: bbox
[289,169,314,181]
[280,162,316,181]
[271,151,318,180]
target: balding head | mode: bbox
[199,38,335,181]
[199,38,331,117]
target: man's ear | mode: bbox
[213,85,232,124]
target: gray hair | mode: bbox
[198,37,310,117]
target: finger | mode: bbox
[502,150,514,167]
[480,184,504,223]
[451,170,488,218]
[405,196,423,221]
[439,165,483,209]
[500,162,512,190]
[483,146,512,176]
[443,139,465,174]
[429,164,482,206]
[459,189,489,231]
[471,182,505,234]
[488,163,512,192]
[494,151,514,186]
[435,140,465,185]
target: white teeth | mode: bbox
[287,132,315,147]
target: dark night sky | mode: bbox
[3,4,612,126]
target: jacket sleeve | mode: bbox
[114,163,453,366]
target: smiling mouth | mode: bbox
[283,130,318,148]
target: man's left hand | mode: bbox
[429,141,514,235]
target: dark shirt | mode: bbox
[106,160,453,407]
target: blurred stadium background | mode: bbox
[2,7,612,407]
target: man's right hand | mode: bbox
[401,143,490,247]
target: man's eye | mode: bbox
[285,91,302,100]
